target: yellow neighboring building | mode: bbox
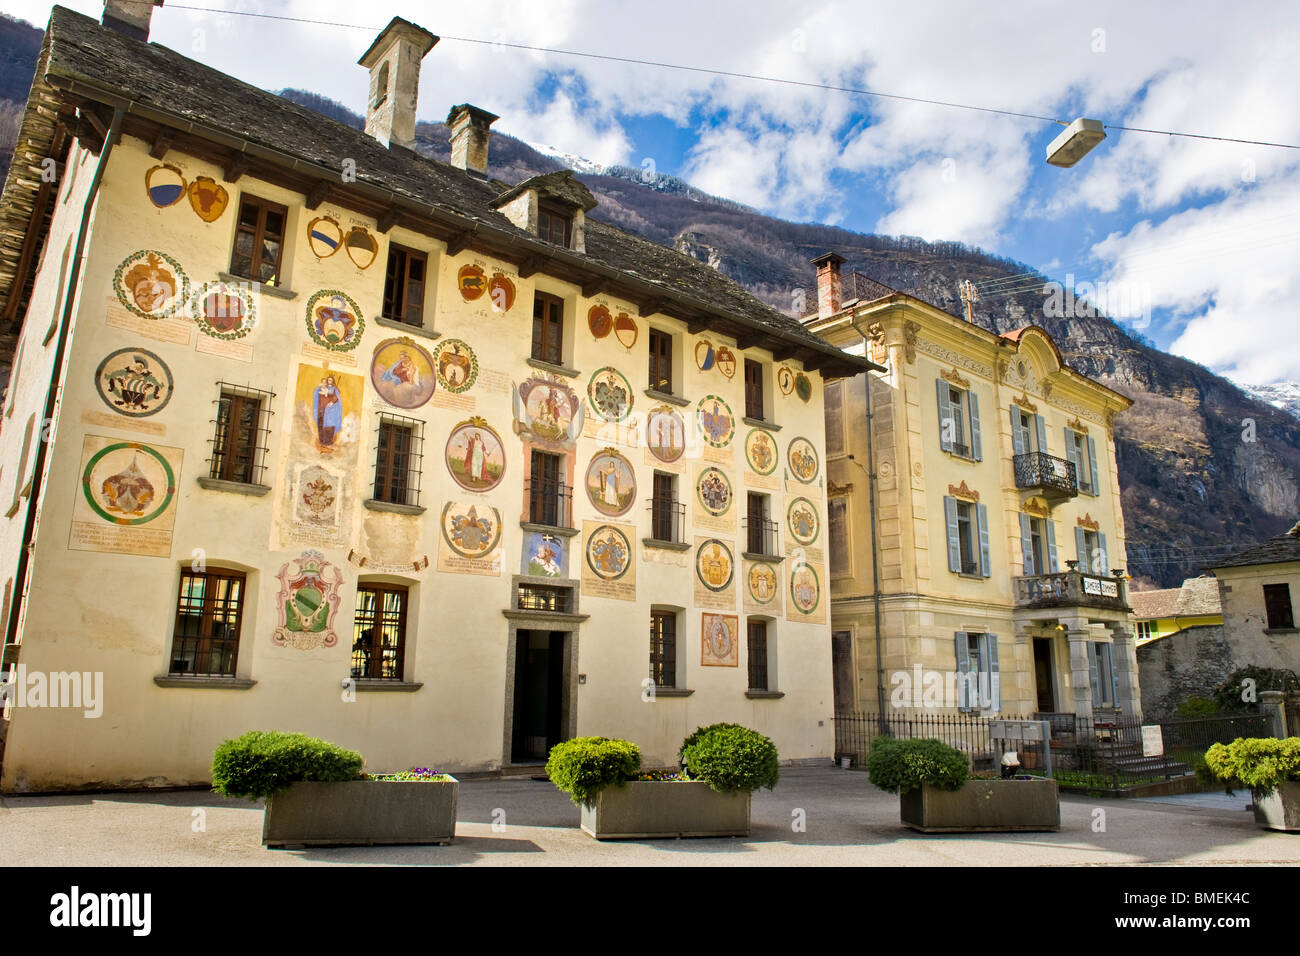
[804,256,1139,722]
[0,6,871,791]
[1129,576,1223,645]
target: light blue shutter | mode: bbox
[977,503,991,577]
[936,380,954,452]
[1089,643,1102,707]
[1019,513,1035,575]
[944,496,961,573]
[1098,532,1109,575]
[1045,520,1059,572]
[1087,436,1099,495]
[984,633,1001,712]
[1035,415,1048,454]
[969,392,982,460]
[1064,427,1080,489]
[954,633,971,711]
[1010,408,1027,456]
[1074,527,1088,572]
[1106,643,1119,707]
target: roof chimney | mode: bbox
[447,104,499,178]
[811,252,844,319]
[358,17,439,150]
[102,0,164,41]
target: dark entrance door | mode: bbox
[832,630,854,713]
[1033,638,1056,712]
[511,629,567,762]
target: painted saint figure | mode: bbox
[313,375,342,452]
[464,431,487,484]
[380,350,421,389]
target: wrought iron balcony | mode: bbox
[1013,451,1078,501]
[1014,569,1129,612]
[744,518,780,558]
[526,478,573,530]
[647,496,685,544]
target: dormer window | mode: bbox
[538,204,573,247]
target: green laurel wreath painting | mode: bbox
[112,249,190,320]
[304,289,365,351]
[434,339,479,393]
[80,442,176,526]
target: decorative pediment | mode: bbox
[1022,496,1051,518]
[1067,416,1089,435]
[1013,391,1038,414]
[948,480,979,502]
[1077,512,1100,531]
[940,367,971,389]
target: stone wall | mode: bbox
[1136,625,1235,721]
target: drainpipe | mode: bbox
[848,317,888,735]
[5,107,125,649]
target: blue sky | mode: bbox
[13,1,1300,385]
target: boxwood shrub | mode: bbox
[546,736,642,805]
[1204,736,1300,793]
[867,737,969,794]
[211,730,364,800]
[679,724,780,794]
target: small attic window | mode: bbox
[372,61,390,110]
[538,203,572,248]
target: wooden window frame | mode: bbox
[168,568,247,677]
[538,203,573,248]
[210,385,274,485]
[744,359,766,421]
[351,583,408,681]
[382,244,428,327]
[532,291,565,366]
[229,194,288,287]
[527,449,570,528]
[372,413,424,507]
[747,619,769,691]
[649,327,674,394]
[650,609,677,688]
[1264,583,1295,630]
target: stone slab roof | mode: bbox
[1131,576,1223,620]
[1208,523,1300,570]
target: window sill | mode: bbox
[526,357,580,379]
[154,676,256,689]
[197,477,271,497]
[643,537,690,551]
[374,316,441,340]
[1263,628,1298,635]
[956,572,987,580]
[943,448,980,463]
[742,551,784,563]
[218,272,297,301]
[652,687,695,697]
[502,608,591,624]
[745,690,785,700]
[353,680,424,692]
[644,388,690,408]
[363,498,426,516]
[520,521,578,538]
[742,416,780,431]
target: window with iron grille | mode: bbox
[517,583,573,614]
[168,569,246,677]
[538,204,573,247]
[229,194,287,286]
[528,449,570,527]
[382,244,427,326]
[1264,583,1295,630]
[744,359,765,420]
[746,492,776,556]
[351,583,407,680]
[650,472,683,543]
[649,328,673,393]
[373,414,424,507]
[210,384,274,485]
[650,610,677,688]
[531,292,564,365]
[747,619,769,691]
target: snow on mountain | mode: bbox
[523,141,607,176]
[1241,382,1300,422]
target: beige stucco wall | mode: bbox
[1,133,837,791]
[1213,562,1300,672]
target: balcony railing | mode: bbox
[647,496,685,544]
[1014,569,1129,611]
[744,518,780,557]
[1013,451,1078,500]
[526,478,573,529]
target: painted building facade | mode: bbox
[0,6,870,790]
[803,258,1141,722]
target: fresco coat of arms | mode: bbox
[272,550,342,650]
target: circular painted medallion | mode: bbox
[187,176,228,222]
[445,417,506,493]
[113,249,189,319]
[716,347,736,379]
[614,312,638,349]
[488,273,516,311]
[697,395,735,448]
[307,215,342,258]
[788,436,820,484]
[777,366,795,395]
[458,264,487,300]
[434,339,479,393]
[745,428,778,475]
[371,337,437,409]
[787,497,820,546]
[588,367,634,423]
[190,280,257,340]
[790,562,821,615]
[588,304,613,339]
[747,562,778,606]
[441,502,502,559]
[305,289,365,351]
[344,226,378,269]
[585,448,637,517]
[696,466,733,517]
[646,406,686,463]
[586,524,632,581]
[81,442,175,525]
[695,339,716,371]
[795,372,813,403]
[696,539,735,592]
[144,164,186,208]
[94,347,174,418]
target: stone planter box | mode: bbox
[900,778,1060,833]
[579,781,750,839]
[262,777,458,847]
[1252,782,1300,832]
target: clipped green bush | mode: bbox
[211,730,364,800]
[546,736,641,805]
[1174,695,1221,718]
[867,737,969,794]
[1204,737,1300,793]
[679,724,780,794]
